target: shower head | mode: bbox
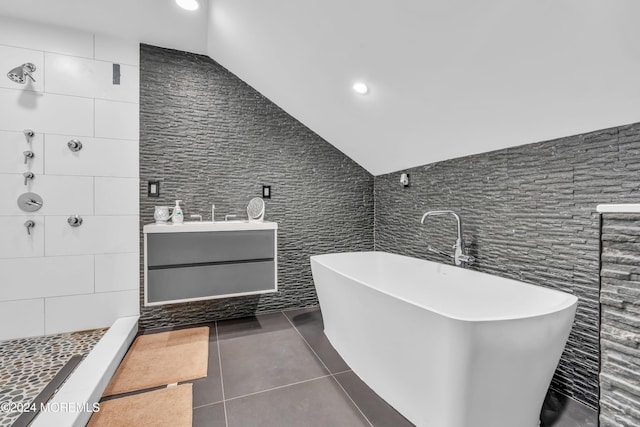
[7,63,36,84]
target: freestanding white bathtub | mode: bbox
[310,251,578,427]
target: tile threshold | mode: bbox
[30,316,138,427]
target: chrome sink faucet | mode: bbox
[421,210,474,268]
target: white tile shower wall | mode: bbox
[44,216,139,256]
[0,255,94,301]
[95,253,139,293]
[44,135,138,177]
[44,290,139,335]
[95,99,140,140]
[0,217,44,259]
[45,53,139,103]
[0,17,140,340]
[0,174,94,216]
[0,88,95,136]
[0,299,45,340]
[94,178,139,215]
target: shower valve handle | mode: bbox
[23,150,34,164]
[23,171,34,185]
[24,220,35,235]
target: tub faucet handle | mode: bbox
[427,246,454,259]
[458,253,474,264]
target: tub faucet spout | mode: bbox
[421,210,474,268]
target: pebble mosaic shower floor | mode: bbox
[0,329,106,427]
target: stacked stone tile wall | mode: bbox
[600,213,640,426]
[374,122,640,408]
[139,45,374,329]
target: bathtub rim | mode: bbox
[311,251,578,323]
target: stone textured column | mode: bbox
[600,213,640,426]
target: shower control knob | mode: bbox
[17,192,43,212]
[23,129,35,141]
[67,215,83,227]
[23,150,34,164]
[23,171,34,185]
[67,139,83,152]
[24,220,35,235]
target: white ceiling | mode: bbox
[2,1,639,175]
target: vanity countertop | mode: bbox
[596,204,640,214]
[143,221,278,233]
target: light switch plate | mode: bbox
[148,180,160,197]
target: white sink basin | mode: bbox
[143,220,277,233]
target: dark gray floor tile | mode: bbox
[284,307,350,373]
[219,315,328,398]
[193,402,226,427]
[540,388,597,427]
[217,312,292,340]
[335,370,414,427]
[177,323,223,407]
[192,343,224,407]
[226,377,369,427]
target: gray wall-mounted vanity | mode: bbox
[143,221,278,306]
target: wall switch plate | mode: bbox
[148,180,160,197]
[262,185,271,199]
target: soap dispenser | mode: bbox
[172,200,184,224]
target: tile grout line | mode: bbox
[0,41,138,66]
[192,399,224,410]
[281,311,332,374]
[224,374,333,403]
[0,84,139,104]
[331,368,353,376]
[329,375,374,427]
[215,321,228,427]
[281,311,374,427]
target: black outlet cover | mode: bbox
[148,180,160,197]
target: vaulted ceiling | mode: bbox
[2,0,639,175]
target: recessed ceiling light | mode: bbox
[352,82,369,95]
[176,0,199,11]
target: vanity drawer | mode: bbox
[147,260,275,304]
[147,230,274,267]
